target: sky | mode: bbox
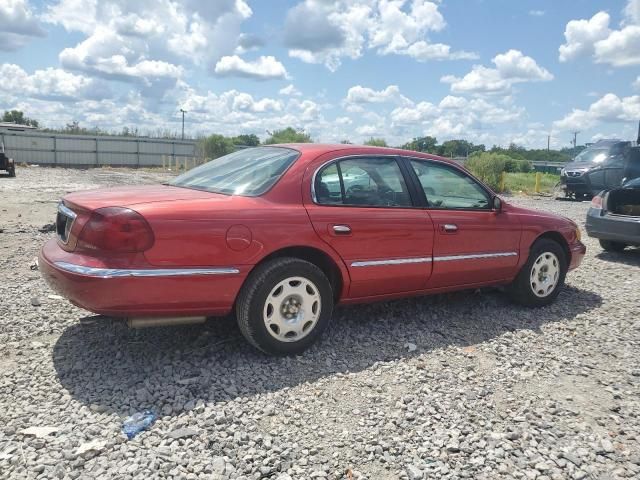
[0,0,639,149]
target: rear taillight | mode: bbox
[591,195,603,209]
[77,207,154,253]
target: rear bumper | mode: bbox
[585,208,640,245]
[39,239,247,317]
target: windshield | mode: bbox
[623,177,640,188]
[574,148,609,164]
[169,147,299,196]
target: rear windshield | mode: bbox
[169,147,299,196]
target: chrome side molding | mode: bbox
[351,257,432,267]
[351,251,517,267]
[54,261,240,278]
[433,252,518,262]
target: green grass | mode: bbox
[502,172,559,194]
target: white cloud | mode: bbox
[553,93,640,131]
[0,0,46,50]
[594,26,640,66]
[0,63,106,100]
[345,85,412,105]
[390,101,438,124]
[45,0,253,87]
[442,50,553,95]
[634,76,640,89]
[279,84,302,96]
[232,93,282,113]
[214,55,289,80]
[284,0,476,70]
[559,12,611,62]
[439,95,467,109]
[624,0,640,25]
[529,10,545,17]
[559,2,640,66]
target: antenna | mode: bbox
[637,120,640,145]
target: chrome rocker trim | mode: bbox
[433,252,518,262]
[54,261,240,278]
[351,257,432,267]
[351,252,517,267]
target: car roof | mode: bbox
[272,143,454,165]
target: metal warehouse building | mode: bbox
[0,124,197,168]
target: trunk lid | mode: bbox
[63,185,217,211]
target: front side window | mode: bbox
[170,147,299,196]
[315,157,412,207]
[410,160,490,209]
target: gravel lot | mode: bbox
[1,166,639,480]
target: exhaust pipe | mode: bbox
[127,316,206,328]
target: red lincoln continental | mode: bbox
[40,144,585,354]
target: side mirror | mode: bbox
[492,196,503,212]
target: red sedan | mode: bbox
[40,144,585,354]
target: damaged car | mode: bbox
[586,176,640,252]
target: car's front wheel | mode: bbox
[509,239,567,307]
[599,239,626,252]
[236,257,333,355]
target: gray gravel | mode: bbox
[1,166,639,479]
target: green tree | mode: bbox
[264,127,312,144]
[2,110,39,127]
[202,134,235,159]
[466,152,512,190]
[232,134,260,147]
[438,139,484,158]
[364,137,387,147]
[402,136,438,153]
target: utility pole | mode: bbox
[571,131,580,148]
[180,109,187,140]
[547,134,551,152]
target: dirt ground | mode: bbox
[0,166,639,480]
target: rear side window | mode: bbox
[315,157,412,207]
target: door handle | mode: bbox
[332,225,352,235]
[440,223,458,233]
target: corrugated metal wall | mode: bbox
[0,127,197,167]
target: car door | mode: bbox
[405,158,521,288]
[603,155,626,188]
[304,155,435,298]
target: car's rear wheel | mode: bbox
[509,239,567,307]
[236,257,333,355]
[599,239,626,252]
[8,164,15,177]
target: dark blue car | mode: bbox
[586,177,640,251]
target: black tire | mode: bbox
[8,165,15,177]
[509,239,567,307]
[575,193,589,201]
[599,239,626,252]
[236,257,333,355]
